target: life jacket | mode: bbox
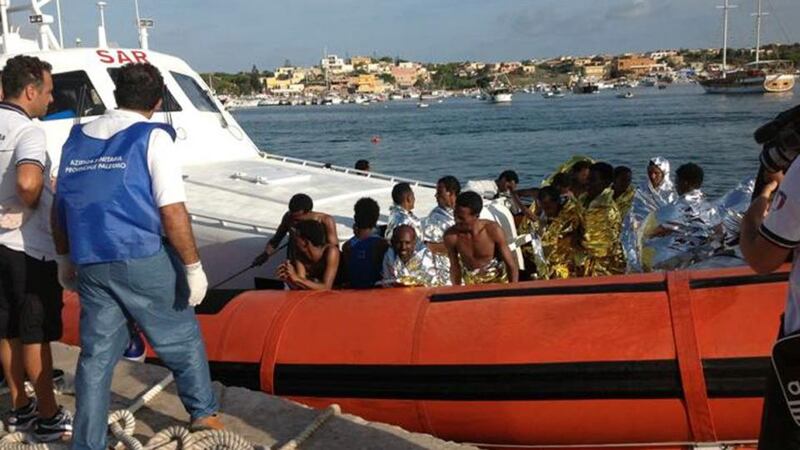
[55,122,177,265]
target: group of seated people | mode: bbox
[514,155,750,279]
[254,155,752,290]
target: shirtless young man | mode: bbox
[254,193,338,265]
[444,191,519,285]
[277,220,340,290]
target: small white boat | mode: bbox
[488,89,512,103]
[226,97,260,110]
[257,97,280,107]
[486,74,513,103]
[617,91,635,99]
[542,89,565,99]
[417,102,430,108]
[420,91,444,101]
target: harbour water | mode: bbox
[235,84,799,197]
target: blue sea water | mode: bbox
[234,84,800,197]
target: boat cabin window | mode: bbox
[170,72,220,113]
[106,68,182,112]
[41,71,106,121]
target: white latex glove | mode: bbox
[185,261,208,307]
[0,202,29,230]
[54,254,77,292]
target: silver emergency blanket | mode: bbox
[714,177,755,246]
[621,156,677,272]
[422,206,455,285]
[686,177,755,269]
[640,189,723,271]
[422,206,453,243]
[385,205,422,241]
[380,243,444,287]
[528,230,549,280]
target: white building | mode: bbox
[649,50,679,61]
[321,54,354,74]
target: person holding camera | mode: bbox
[740,106,800,448]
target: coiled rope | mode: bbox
[0,371,341,450]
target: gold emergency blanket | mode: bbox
[381,244,443,287]
[614,186,635,217]
[461,257,508,285]
[385,205,422,241]
[540,155,594,187]
[580,188,625,277]
[422,206,455,285]
[538,197,582,279]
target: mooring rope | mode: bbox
[0,371,340,450]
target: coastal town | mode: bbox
[206,43,800,107]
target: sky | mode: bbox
[19,0,800,72]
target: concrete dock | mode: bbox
[0,344,477,450]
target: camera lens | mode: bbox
[760,145,792,173]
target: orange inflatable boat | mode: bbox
[61,265,788,449]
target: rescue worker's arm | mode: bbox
[491,223,519,283]
[51,201,77,291]
[51,202,69,256]
[161,203,200,265]
[161,203,207,306]
[16,163,44,208]
[444,232,462,286]
[741,179,791,274]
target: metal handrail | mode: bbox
[258,151,436,188]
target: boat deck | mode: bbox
[185,155,439,241]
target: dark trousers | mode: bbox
[759,322,800,449]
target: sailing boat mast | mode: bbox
[718,0,738,78]
[752,0,768,64]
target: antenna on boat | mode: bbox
[133,0,153,50]
[0,0,10,54]
[26,0,60,51]
[751,0,768,65]
[54,0,62,47]
[97,1,108,48]
[717,0,738,78]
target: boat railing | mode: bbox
[258,151,436,188]
[189,212,276,235]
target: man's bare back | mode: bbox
[285,211,338,246]
[266,211,339,257]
